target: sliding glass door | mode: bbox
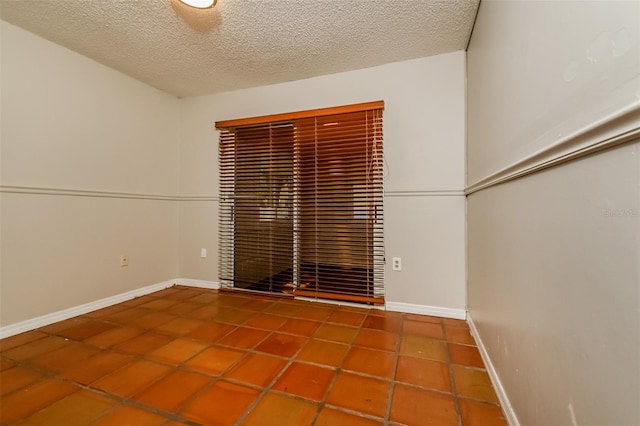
[221,124,295,294]
[218,102,384,304]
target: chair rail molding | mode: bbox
[466,102,640,195]
[0,185,218,202]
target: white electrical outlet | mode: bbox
[200,248,207,258]
[392,257,402,271]
[120,255,129,267]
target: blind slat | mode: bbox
[218,103,384,304]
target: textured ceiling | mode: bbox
[0,0,479,98]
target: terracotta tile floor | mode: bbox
[0,286,507,425]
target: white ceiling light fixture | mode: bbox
[178,0,216,9]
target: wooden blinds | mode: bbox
[217,101,384,305]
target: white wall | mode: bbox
[178,52,467,311]
[467,1,640,424]
[0,21,182,325]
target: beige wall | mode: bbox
[467,0,639,185]
[0,21,181,325]
[178,52,467,310]
[1,21,467,326]
[467,1,640,424]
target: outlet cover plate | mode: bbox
[392,257,401,271]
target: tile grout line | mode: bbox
[3,288,237,425]
[1,287,504,425]
[384,313,405,425]
[443,322,464,426]
[228,307,345,425]
[309,310,366,425]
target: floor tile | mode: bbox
[146,338,208,365]
[326,372,390,418]
[165,288,202,301]
[38,317,88,334]
[212,308,255,325]
[0,331,48,352]
[148,288,182,299]
[404,313,443,324]
[91,404,167,426]
[342,346,395,379]
[134,370,211,412]
[442,317,469,327]
[291,305,334,322]
[265,302,304,317]
[367,309,403,319]
[445,325,476,345]
[254,332,306,357]
[396,356,451,392]
[130,312,176,329]
[272,362,335,401]
[187,304,225,321]
[186,322,235,343]
[93,359,171,398]
[61,351,133,385]
[315,407,383,425]
[25,389,116,425]
[459,398,507,426]
[0,366,44,396]
[243,313,288,330]
[121,295,156,307]
[453,366,499,403]
[296,339,349,367]
[402,319,444,339]
[361,314,402,333]
[240,298,275,312]
[153,317,204,336]
[188,292,220,305]
[184,345,245,376]
[217,327,270,350]
[3,336,71,361]
[140,298,181,310]
[180,380,260,425]
[2,336,69,361]
[56,320,115,341]
[85,326,145,349]
[166,301,203,316]
[113,331,173,356]
[84,304,128,319]
[241,392,317,426]
[354,328,398,352]
[313,323,359,344]
[225,352,288,388]
[327,310,366,327]
[450,343,485,368]
[0,288,501,425]
[390,383,458,426]
[105,307,152,324]
[29,341,99,372]
[163,421,191,426]
[278,318,321,336]
[0,378,80,424]
[215,294,252,308]
[400,335,447,361]
[0,357,16,371]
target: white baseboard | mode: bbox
[385,301,466,320]
[467,314,519,426]
[0,280,175,339]
[175,278,220,290]
[1,280,463,339]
